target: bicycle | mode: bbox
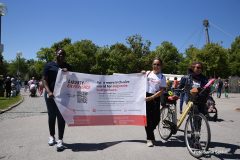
[158,79,215,158]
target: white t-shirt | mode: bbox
[192,79,201,88]
[146,71,167,94]
[30,84,36,90]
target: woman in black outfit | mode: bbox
[43,48,71,152]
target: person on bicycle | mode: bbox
[178,62,209,115]
[143,57,166,147]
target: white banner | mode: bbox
[53,70,146,126]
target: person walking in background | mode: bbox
[24,80,28,92]
[224,79,229,98]
[238,80,240,93]
[4,76,11,98]
[143,58,166,147]
[38,80,44,96]
[166,78,171,90]
[216,77,223,98]
[173,77,179,90]
[43,48,72,152]
[179,90,187,114]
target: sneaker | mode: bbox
[56,140,65,152]
[147,140,154,147]
[48,136,56,146]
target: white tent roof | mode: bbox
[163,74,184,81]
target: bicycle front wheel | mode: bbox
[184,113,211,158]
[158,106,173,141]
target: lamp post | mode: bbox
[203,19,210,44]
[0,3,6,64]
[16,52,22,77]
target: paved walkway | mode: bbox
[0,90,240,160]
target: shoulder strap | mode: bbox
[146,71,151,77]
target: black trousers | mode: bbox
[145,93,161,140]
[6,89,11,98]
[44,91,65,140]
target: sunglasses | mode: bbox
[195,66,202,69]
[153,63,161,66]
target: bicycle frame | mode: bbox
[176,101,193,129]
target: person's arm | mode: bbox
[42,63,54,98]
[42,76,54,98]
[146,88,164,101]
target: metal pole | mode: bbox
[0,3,7,64]
[16,52,21,77]
[18,55,19,76]
[203,20,210,44]
[0,15,2,45]
[0,16,2,64]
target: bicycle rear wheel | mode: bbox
[158,106,173,141]
[184,113,211,158]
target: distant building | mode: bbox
[163,74,184,81]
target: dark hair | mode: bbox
[190,62,203,70]
[152,57,163,66]
[174,77,177,80]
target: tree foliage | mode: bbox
[229,36,240,76]
[199,43,229,78]
[1,34,240,80]
[155,41,182,74]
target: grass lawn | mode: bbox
[0,95,22,110]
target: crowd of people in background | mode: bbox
[0,75,44,98]
[0,76,21,98]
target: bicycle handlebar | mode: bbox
[198,78,215,95]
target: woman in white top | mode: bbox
[144,58,166,147]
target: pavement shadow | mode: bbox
[65,137,195,152]
[205,141,240,160]
[154,135,186,147]
[215,118,225,122]
[170,136,240,159]
[64,138,240,159]
[64,140,146,152]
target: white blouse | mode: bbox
[146,71,166,94]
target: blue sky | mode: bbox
[1,0,240,61]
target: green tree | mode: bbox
[26,59,41,79]
[36,48,55,62]
[178,45,201,74]
[90,47,110,74]
[199,43,229,78]
[66,40,98,73]
[36,38,72,63]
[7,57,29,78]
[107,43,132,74]
[229,36,240,76]
[126,34,151,56]
[0,60,8,76]
[34,60,45,79]
[51,38,72,51]
[155,41,182,74]
[126,34,152,72]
